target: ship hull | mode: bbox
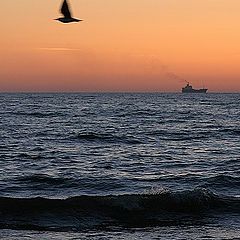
[182,89,208,93]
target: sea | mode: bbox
[0,93,239,239]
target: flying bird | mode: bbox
[55,0,82,23]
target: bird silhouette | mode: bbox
[55,0,82,23]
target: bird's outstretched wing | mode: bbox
[61,0,72,18]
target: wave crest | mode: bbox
[0,189,239,232]
[73,132,143,144]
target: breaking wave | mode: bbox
[0,189,239,232]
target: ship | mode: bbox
[182,82,208,93]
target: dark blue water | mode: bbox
[0,93,239,239]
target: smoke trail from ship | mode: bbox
[147,56,188,83]
[139,55,189,84]
[165,71,188,84]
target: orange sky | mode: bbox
[1,0,240,92]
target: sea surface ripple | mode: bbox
[0,93,239,239]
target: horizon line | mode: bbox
[0,91,239,94]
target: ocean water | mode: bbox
[0,93,239,239]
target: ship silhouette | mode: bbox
[182,82,208,93]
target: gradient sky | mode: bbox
[1,0,240,92]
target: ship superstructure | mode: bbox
[182,82,208,93]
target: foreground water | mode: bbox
[0,93,239,239]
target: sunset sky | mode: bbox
[1,0,240,92]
